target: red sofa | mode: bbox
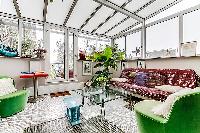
[111,68,198,101]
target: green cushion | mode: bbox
[0,76,28,118]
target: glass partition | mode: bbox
[115,37,125,52]
[183,9,200,55]
[50,29,64,80]
[126,31,141,59]
[69,33,74,79]
[22,22,43,57]
[146,18,179,58]
[0,17,18,50]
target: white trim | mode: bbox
[178,14,183,57]
[18,19,23,56]
[64,28,69,80]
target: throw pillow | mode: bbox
[0,78,16,97]
[128,72,136,78]
[134,72,148,86]
[110,78,128,82]
[152,88,200,118]
[155,85,184,93]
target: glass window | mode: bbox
[115,37,125,51]
[183,9,200,55]
[78,34,110,59]
[146,18,179,58]
[50,29,64,80]
[22,22,43,57]
[69,33,74,79]
[126,31,141,59]
[0,17,18,51]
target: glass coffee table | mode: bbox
[74,87,124,116]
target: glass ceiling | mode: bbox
[1,0,199,38]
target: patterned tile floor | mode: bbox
[0,90,139,133]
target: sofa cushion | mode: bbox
[0,78,16,96]
[162,69,179,85]
[173,69,197,88]
[111,78,128,82]
[146,72,166,88]
[134,72,148,86]
[155,85,184,93]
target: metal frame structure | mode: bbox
[93,0,144,22]
[63,0,79,26]
[91,0,133,33]
[114,3,200,59]
[1,0,197,80]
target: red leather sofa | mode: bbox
[111,68,198,101]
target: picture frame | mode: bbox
[121,61,128,70]
[82,61,92,75]
[137,60,146,68]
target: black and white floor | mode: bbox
[0,90,138,133]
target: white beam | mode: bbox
[141,20,146,59]
[43,23,51,75]
[73,31,78,80]
[178,14,183,57]
[18,19,22,56]
[64,28,69,80]
[93,0,144,22]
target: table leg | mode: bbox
[33,77,38,101]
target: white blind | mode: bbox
[126,31,141,58]
[183,9,200,55]
[146,18,179,53]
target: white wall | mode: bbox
[0,57,45,89]
[126,57,200,76]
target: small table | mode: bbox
[20,73,48,102]
[80,87,123,116]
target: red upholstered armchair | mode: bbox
[111,68,198,101]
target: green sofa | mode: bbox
[0,76,28,118]
[134,91,200,133]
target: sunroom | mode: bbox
[1,0,200,132]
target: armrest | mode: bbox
[0,90,28,100]
[134,100,167,123]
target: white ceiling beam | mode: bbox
[13,0,21,17]
[93,0,144,22]
[63,0,79,26]
[43,0,48,22]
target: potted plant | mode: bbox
[88,44,125,90]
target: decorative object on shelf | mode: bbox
[79,50,86,60]
[33,48,47,59]
[82,61,92,76]
[89,44,125,89]
[137,60,146,68]
[121,61,128,70]
[146,48,177,59]
[181,41,197,57]
[0,43,18,57]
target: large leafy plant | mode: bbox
[90,44,125,88]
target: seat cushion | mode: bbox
[155,85,184,93]
[0,78,16,96]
